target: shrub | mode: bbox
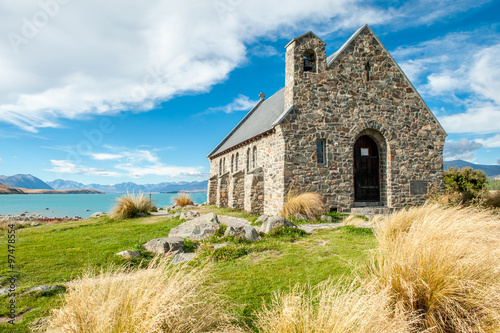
[367,204,500,332]
[38,258,243,333]
[174,191,194,207]
[280,190,325,219]
[110,192,153,220]
[444,166,488,205]
[256,279,413,333]
[485,190,500,208]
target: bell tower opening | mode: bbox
[303,49,316,72]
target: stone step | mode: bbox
[349,207,394,220]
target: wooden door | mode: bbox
[354,135,380,201]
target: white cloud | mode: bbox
[90,153,123,161]
[443,138,482,161]
[392,29,500,135]
[114,163,206,179]
[204,94,260,115]
[475,134,500,148]
[47,160,123,177]
[0,0,488,132]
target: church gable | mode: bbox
[326,25,446,136]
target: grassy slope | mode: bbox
[0,209,376,332]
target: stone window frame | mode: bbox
[235,152,239,171]
[231,154,234,173]
[219,159,222,176]
[303,49,317,73]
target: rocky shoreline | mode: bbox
[0,213,84,222]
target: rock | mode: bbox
[320,215,333,222]
[159,207,164,211]
[180,211,200,220]
[150,206,158,212]
[30,222,41,227]
[137,213,147,218]
[73,216,82,220]
[171,252,196,265]
[0,288,9,297]
[214,242,229,249]
[116,250,141,259]
[255,215,269,224]
[26,285,57,293]
[143,237,184,254]
[183,205,196,210]
[173,205,181,210]
[169,213,220,240]
[219,216,260,241]
[174,212,181,217]
[91,212,108,218]
[294,213,309,220]
[260,216,297,234]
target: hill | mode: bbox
[444,160,500,179]
[0,174,53,189]
[0,182,25,194]
[19,188,104,194]
[47,179,208,193]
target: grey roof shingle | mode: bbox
[207,88,285,157]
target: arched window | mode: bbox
[222,157,226,174]
[235,153,239,171]
[219,160,222,175]
[252,146,257,169]
[246,148,250,171]
[231,155,234,173]
[303,49,316,72]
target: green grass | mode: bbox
[0,210,376,332]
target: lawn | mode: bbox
[0,208,376,332]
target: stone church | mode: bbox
[207,24,446,216]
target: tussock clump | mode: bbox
[174,191,194,207]
[256,279,413,333]
[39,258,243,333]
[368,204,500,332]
[111,192,152,220]
[485,190,500,208]
[280,191,325,219]
[343,215,370,226]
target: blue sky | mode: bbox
[0,0,499,185]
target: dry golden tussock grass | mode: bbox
[368,204,500,332]
[280,191,325,219]
[111,192,152,220]
[174,191,194,207]
[38,258,243,333]
[256,279,414,333]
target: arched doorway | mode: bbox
[354,135,380,202]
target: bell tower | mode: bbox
[284,31,327,110]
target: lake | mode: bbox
[0,193,207,218]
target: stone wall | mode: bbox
[280,26,445,211]
[208,176,217,205]
[232,171,245,210]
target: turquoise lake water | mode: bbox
[0,193,207,218]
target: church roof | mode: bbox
[207,88,285,158]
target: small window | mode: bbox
[231,155,234,173]
[252,146,257,169]
[219,160,222,175]
[235,153,239,171]
[365,61,371,81]
[317,140,326,165]
[246,148,250,171]
[361,148,369,156]
[222,157,226,173]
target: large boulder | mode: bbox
[219,216,260,241]
[180,211,200,220]
[169,213,220,240]
[255,215,269,224]
[143,237,184,254]
[260,216,297,234]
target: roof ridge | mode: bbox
[327,24,369,67]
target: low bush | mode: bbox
[110,192,153,220]
[485,190,500,208]
[280,191,325,219]
[444,166,488,205]
[367,204,500,332]
[38,258,243,333]
[174,191,194,207]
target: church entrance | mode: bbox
[354,135,380,202]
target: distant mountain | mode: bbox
[444,160,500,179]
[0,174,53,190]
[48,179,208,193]
[0,183,26,194]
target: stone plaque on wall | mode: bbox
[410,180,428,195]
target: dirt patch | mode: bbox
[315,240,329,246]
[0,308,32,323]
